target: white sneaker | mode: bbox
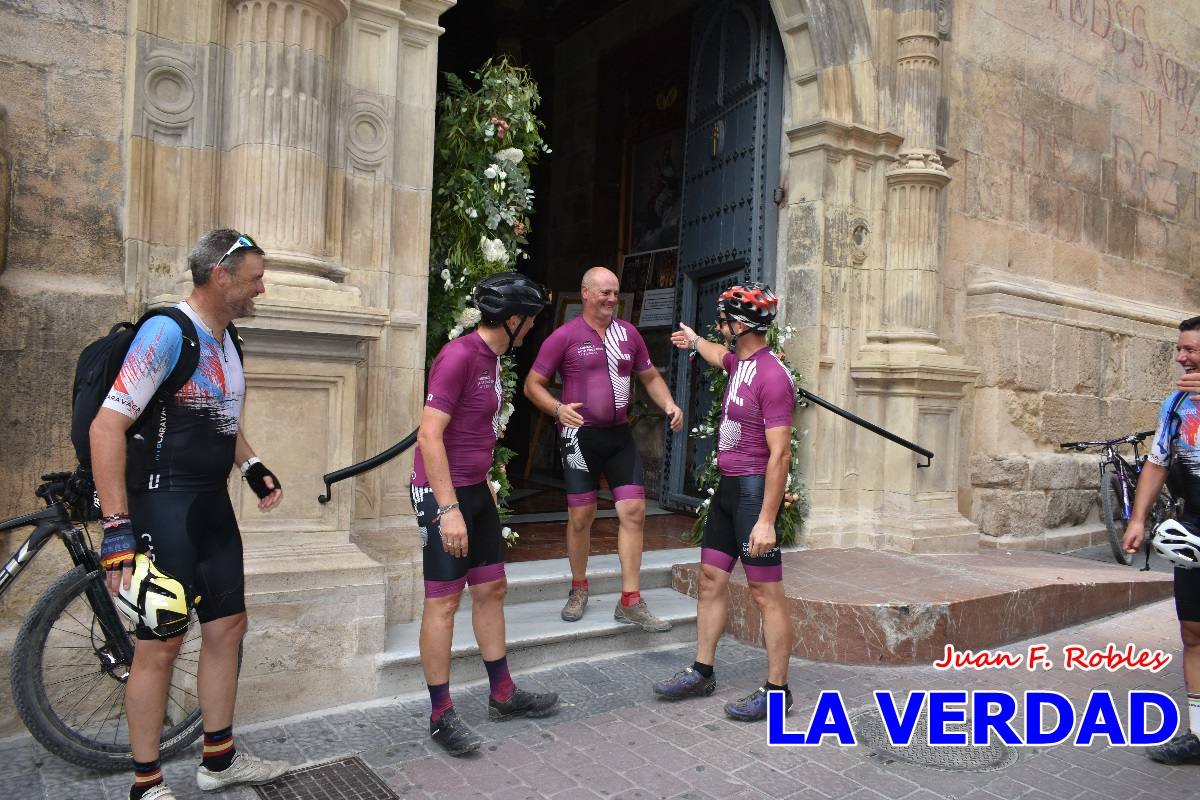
[195,752,290,791]
[140,786,177,800]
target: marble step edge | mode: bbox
[378,586,697,669]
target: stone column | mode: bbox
[868,0,948,352]
[222,0,352,294]
[844,0,978,553]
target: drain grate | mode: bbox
[253,756,399,800]
[850,708,1019,773]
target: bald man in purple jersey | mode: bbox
[524,266,683,630]
[653,282,796,722]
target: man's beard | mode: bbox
[231,297,256,319]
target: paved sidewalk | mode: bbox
[4,595,1198,799]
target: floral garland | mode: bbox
[688,324,810,546]
[427,58,549,545]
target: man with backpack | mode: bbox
[1122,314,1200,765]
[91,229,288,799]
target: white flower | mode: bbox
[496,147,524,164]
[498,402,514,428]
[502,526,519,544]
[498,170,507,180]
[466,208,478,218]
[484,164,499,179]
[707,487,715,496]
[480,236,508,263]
[457,307,482,327]
[490,480,501,495]
[448,326,462,339]
[440,268,453,291]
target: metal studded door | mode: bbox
[662,0,784,510]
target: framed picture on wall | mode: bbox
[626,128,684,254]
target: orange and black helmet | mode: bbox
[718,282,778,331]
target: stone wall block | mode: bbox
[970,454,1029,489]
[1030,454,1078,490]
[1017,318,1053,390]
[1041,393,1104,444]
[1045,488,1097,529]
[974,489,1047,537]
[966,316,1017,387]
[1123,336,1175,403]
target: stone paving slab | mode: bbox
[5,596,1199,799]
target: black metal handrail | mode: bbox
[317,429,418,504]
[799,388,934,468]
[318,388,935,503]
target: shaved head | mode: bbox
[582,266,618,290]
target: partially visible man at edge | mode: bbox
[1123,314,1200,765]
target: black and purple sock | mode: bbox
[428,681,453,723]
[485,655,515,703]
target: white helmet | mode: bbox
[115,554,192,638]
[1150,519,1200,569]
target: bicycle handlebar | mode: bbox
[1059,431,1156,451]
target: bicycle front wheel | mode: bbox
[10,565,203,771]
[1099,466,1134,565]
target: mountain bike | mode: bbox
[1060,432,1176,566]
[1,471,202,770]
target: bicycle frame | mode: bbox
[0,501,134,663]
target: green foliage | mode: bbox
[428,58,547,545]
[688,325,810,546]
[427,57,548,360]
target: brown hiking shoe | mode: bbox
[561,587,588,621]
[613,598,672,632]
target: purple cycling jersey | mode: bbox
[530,316,653,427]
[716,347,795,476]
[412,331,502,487]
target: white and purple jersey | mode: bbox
[530,316,653,427]
[413,331,502,488]
[716,348,795,476]
[102,302,245,492]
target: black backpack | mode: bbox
[70,307,242,469]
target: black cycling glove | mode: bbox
[244,462,281,499]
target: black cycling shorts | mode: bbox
[410,482,505,598]
[1175,567,1200,621]
[128,489,245,639]
[700,474,782,582]
[559,424,645,507]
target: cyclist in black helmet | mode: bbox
[412,271,560,756]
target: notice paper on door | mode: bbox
[639,288,677,327]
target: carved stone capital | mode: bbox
[887,150,951,183]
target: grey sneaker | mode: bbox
[1147,731,1200,764]
[196,752,289,791]
[613,598,672,632]
[561,587,589,622]
[140,786,177,800]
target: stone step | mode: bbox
[670,548,1175,665]
[459,547,695,607]
[376,585,696,697]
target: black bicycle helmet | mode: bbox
[473,271,550,324]
[718,282,778,331]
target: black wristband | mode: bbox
[244,462,281,499]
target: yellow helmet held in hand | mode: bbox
[115,554,191,638]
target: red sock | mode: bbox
[572,579,588,590]
[620,590,641,607]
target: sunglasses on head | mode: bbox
[215,233,259,268]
